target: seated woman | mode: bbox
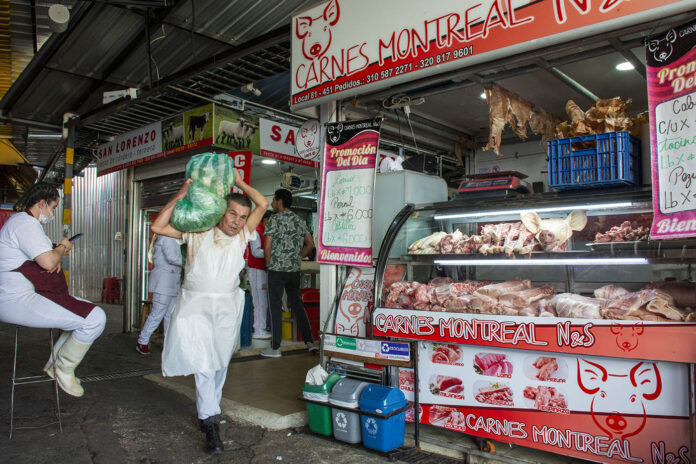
[0,182,106,397]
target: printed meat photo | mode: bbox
[533,357,558,380]
[429,375,465,398]
[524,355,568,381]
[428,405,466,429]
[405,404,423,423]
[523,386,568,412]
[474,352,513,377]
[474,381,514,406]
[399,369,415,391]
[431,344,464,365]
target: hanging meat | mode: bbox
[483,83,535,156]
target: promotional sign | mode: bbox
[324,334,410,363]
[373,307,696,364]
[161,114,185,153]
[185,104,214,146]
[97,121,162,176]
[318,118,382,266]
[290,0,693,109]
[648,19,696,239]
[335,266,375,337]
[214,105,260,152]
[296,119,321,163]
[259,118,319,167]
[400,342,690,463]
[228,151,252,194]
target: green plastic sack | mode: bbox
[170,153,236,232]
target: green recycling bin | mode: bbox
[303,373,342,436]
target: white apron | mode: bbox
[162,228,247,377]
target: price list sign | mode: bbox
[318,118,382,266]
[648,20,696,239]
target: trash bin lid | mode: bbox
[359,385,407,413]
[329,378,369,405]
[303,373,343,395]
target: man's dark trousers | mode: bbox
[268,270,314,349]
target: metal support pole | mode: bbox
[62,124,74,285]
[146,8,153,87]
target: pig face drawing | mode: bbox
[611,322,644,352]
[336,302,363,335]
[648,29,677,64]
[299,120,319,150]
[295,0,340,61]
[520,210,587,252]
[327,123,343,144]
[577,359,662,440]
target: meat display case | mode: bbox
[371,187,695,463]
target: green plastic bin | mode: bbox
[303,373,342,436]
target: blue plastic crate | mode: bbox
[547,131,640,190]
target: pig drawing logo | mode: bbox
[327,123,344,144]
[337,302,363,335]
[577,359,662,440]
[295,0,340,61]
[610,322,643,352]
[648,29,677,63]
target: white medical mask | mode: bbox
[38,204,54,224]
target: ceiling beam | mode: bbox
[608,37,647,79]
[74,24,290,129]
[0,1,95,116]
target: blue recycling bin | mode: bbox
[359,385,407,452]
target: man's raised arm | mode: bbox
[150,179,193,239]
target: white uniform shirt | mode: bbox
[0,212,53,295]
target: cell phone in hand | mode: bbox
[69,233,83,242]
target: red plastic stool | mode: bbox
[101,277,120,303]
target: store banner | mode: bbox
[647,19,696,239]
[335,267,375,336]
[259,118,319,168]
[406,342,690,463]
[213,105,260,152]
[228,151,252,194]
[97,121,162,176]
[373,307,696,363]
[317,118,382,266]
[290,0,693,109]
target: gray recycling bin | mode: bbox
[329,378,370,444]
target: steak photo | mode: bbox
[532,356,559,380]
[428,405,466,428]
[432,344,463,364]
[429,375,464,396]
[474,352,513,377]
[474,383,514,406]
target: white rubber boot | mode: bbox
[43,331,72,379]
[54,334,91,397]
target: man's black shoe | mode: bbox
[200,416,223,454]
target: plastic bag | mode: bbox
[305,364,329,385]
[170,153,236,232]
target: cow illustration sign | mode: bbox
[409,342,690,463]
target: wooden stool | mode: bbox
[9,327,62,439]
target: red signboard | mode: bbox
[373,307,696,363]
[290,0,693,109]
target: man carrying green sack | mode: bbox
[171,152,238,232]
[151,165,268,454]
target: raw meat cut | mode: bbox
[601,288,683,321]
[432,344,463,364]
[646,280,696,309]
[524,386,567,411]
[474,353,513,377]
[475,384,514,405]
[551,293,604,319]
[498,285,556,308]
[483,83,535,156]
[429,406,466,428]
[532,357,559,380]
[474,279,532,298]
[594,285,629,300]
[594,221,649,243]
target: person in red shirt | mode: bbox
[246,211,272,339]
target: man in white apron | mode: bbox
[150,171,268,454]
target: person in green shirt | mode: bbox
[261,188,317,357]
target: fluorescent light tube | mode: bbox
[433,202,634,220]
[434,258,648,266]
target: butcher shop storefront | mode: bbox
[292,1,696,462]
